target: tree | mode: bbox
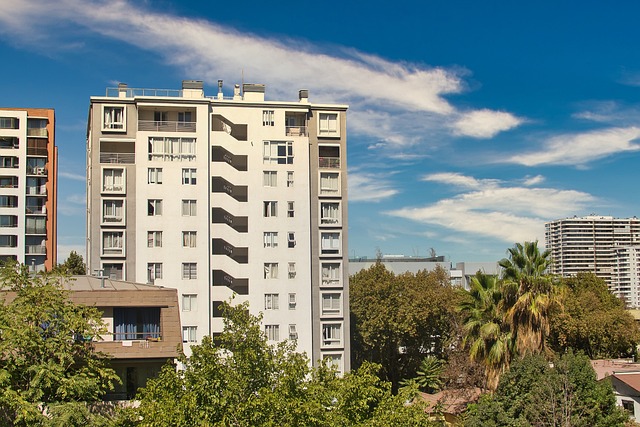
[52,251,87,275]
[549,273,639,359]
[458,273,514,391]
[498,241,559,355]
[464,351,628,427]
[0,262,119,426]
[131,301,437,426]
[350,263,460,391]
[400,355,445,393]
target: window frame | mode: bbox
[263,231,278,248]
[263,201,278,217]
[320,201,341,226]
[182,231,197,248]
[147,263,163,283]
[320,231,342,255]
[263,171,277,187]
[263,140,293,164]
[102,105,126,132]
[181,199,197,216]
[147,167,163,184]
[101,198,125,226]
[265,324,280,341]
[321,322,343,348]
[264,262,279,279]
[101,230,125,257]
[321,262,342,287]
[318,112,340,137]
[182,294,197,312]
[319,172,340,196]
[148,199,163,216]
[182,168,197,185]
[101,167,126,194]
[147,230,162,248]
[182,262,197,280]
[264,293,280,310]
[182,326,197,343]
[321,292,343,317]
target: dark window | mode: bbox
[113,307,160,340]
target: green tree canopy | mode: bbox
[131,301,437,426]
[464,351,627,427]
[549,273,639,359]
[52,250,87,275]
[0,262,119,426]
[350,263,461,391]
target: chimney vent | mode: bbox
[217,80,224,99]
[299,89,309,103]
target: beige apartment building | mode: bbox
[86,81,350,371]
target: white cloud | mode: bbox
[422,172,500,189]
[349,172,399,202]
[0,0,522,143]
[59,171,85,181]
[452,109,524,138]
[523,175,545,186]
[507,127,640,166]
[387,174,596,243]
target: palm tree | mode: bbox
[458,273,514,391]
[499,241,558,355]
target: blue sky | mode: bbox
[1,0,640,263]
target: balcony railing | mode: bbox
[100,152,135,164]
[322,278,341,287]
[25,245,46,254]
[138,120,196,133]
[27,128,48,137]
[285,126,308,137]
[321,217,340,225]
[103,216,124,224]
[26,186,46,196]
[106,87,183,97]
[319,157,340,168]
[26,206,46,215]
[27,147,48,156]
[26,167,47,176]
[26,226,46,234]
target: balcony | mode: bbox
[26,186,46,196]
[285,126,307,137]
[138,120,196,133]
[26,167,47,176]
[100,152,135,164]
[25,226,46,235]
[26,206,46,215]
[319,157,340,168]
[27,128,48,137]
[25,245,46,254]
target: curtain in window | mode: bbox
[114,308,136,340]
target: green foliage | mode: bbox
[401,356,445,393]
[464,351,628,427]
[0,262,119,426]
[131,301,437,426]
[52,251,87,275]
[549,273,640,359]
[350,263,460,391]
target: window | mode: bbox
[113,307,160,340]
[0,156,18,168]
[289,324,298,340]
[318,112,338,136]
[182,168,197,185]
[103,106,125,131]
[321,202,340,225]
[265,325,279,341]
[322,323,342,347]
[182,326,197,343]
[263,140,293,164]
[263,201,277,217]
[322,293,342,316]
[0,195,17,207]
[287,201,295,218]
[289,293,297,310]
[182,294,197,312]
[102,231,124,256]
[264,263,278,279]
[147,167,163,184]
[182,200,197,216]
[263,171,277,187]
[148,137,196,161]
[182,231,197,248]
[178,111,193,123]
[263,232,278,248]
[288,262,296,279]
[0,176,18,188]
[288,232,296,248]
[0,215,17,227]
[154,111,168,123]
[147,263,162,283]
[103,263,123,280]
[148,199,162,216]
[262,110,275,126]
[287,171,294,187]
[25,216,45,234]
[264,293,279,310]
[320,172,339,195]
[102,199,124,225]
[0,137,18,149]
[182,263,197,279]
[0,117,18,129]
[321,232,341,255]
[323,354,343,373]
[102,168,125,193]
[147,231,162,248]
[322,263,341,287]
[622,400,635,416]
[0,235,17,247]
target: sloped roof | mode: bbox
[591,359,640,381]
[420,388,482,414]
[611,373,640,393]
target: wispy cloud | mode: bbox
[349,172,399,202]
[522,175,545,186]
[422,172,501,189]
[59,171,85,181]
[506,127,640,166]
[0,0,523,143]
[387,173,596,243]
[452,109,524,139]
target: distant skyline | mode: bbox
[2,0,640,263]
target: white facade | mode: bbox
[86,82,349,370]
[545,215,640,306]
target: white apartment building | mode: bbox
[545,215,640,306]
[0,108,57,271]
[86,81,349,371]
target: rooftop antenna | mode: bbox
[93,268,106,288]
